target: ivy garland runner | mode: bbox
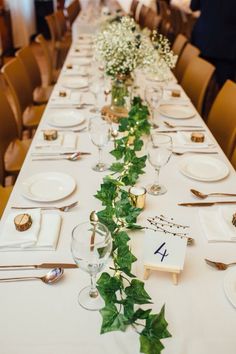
[95,97,171,354]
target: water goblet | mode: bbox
[146,133,172,195]
[89,115,111,172]
[89,74,101,113]
[71,221,112,311]
[144,86,163,127]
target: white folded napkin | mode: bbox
[162,89,190,103]
[50,89,81,105]
[0,210,61,251]
[80,92,95,105]
[199,206,236,242]
[35,132,77,150]
[173,132,213,149]
[62,66,89,76]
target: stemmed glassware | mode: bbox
[89,115,111,172]
[89,73,102,113]
[146,133,172,195]
[145,86,163,127]
[71,221,112,311]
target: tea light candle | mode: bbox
[129,186,147,209]
[43,130,58,141]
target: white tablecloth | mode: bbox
[0,8,236,354]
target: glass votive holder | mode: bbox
[129,186,147,209]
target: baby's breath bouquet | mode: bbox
[95,16,155,78]
[149,31,178,81]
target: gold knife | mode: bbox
[0,263,78,270]
[178,201,236,206]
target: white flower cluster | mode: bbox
[95,17,155,77]
[149,32,178,81]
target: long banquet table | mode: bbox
[0,6,236,354]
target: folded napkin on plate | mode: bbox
[162,90,190,103]
[173,132,212,149]
[0,210,61,250]
[50,90,81,105]
[199,206,236,242]
[35,132,77,150]
[62,66,89,76]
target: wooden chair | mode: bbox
[35,34,60,87]
[45,13,69,68]
[0,89,31,186]
[16,46,54,105]
[143,8,161,31]
[54,10,72,43]
[173,43,200,82]
[207,80,236,158]
[1,58,45,138]
[171,33,188,57]
[230,144,236,170]
[66,0,81,26]
[130,0,139,17]
[181,57,215,115]
[0,184,12,218]
[138,4,150,28]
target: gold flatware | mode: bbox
[164,121,202,129]
[31,152,91,157]
[205,259,236,270]
[0,268,64,284]
[173,151,218,156]
[190,189,236,199]
[32,152,87,161]
[0,263,77,270]
[155,129,206,133]
[11,201,78,212]
[178,201,236,206]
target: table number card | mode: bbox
[143,230,187,285]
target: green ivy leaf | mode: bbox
[125,279,152,304]
[97,273,122,304]
[100,303,128,334]
[140,334,164,354]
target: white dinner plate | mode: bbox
[223,267,236,308]
[178,156,229,182]
[158,104,196,119]
[22,172,76,202]
[47,110,85,127]
[61,77,88,89]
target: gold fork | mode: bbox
[205,258,236,270]
[164,121,202,129]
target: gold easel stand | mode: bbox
[101,105,128,123]
[144,265,181,285]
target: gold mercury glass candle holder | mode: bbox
[129,186,147,209]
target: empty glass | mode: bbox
[146,133,172,195]
[145,86,163,127]
[89,74,102,113]
[71,221,112,311]
[89,115,111,172]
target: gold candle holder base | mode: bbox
[129,186,147,209]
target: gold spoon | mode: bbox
[205,259,236,271]
[0,268,64,283]
[190,189,236,199]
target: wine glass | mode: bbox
[144,86,163,127]
[89,74,102,113]
[146,133,172,195]
[89,115,111,172]
[71,221,112,311]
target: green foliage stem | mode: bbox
[95,97,171,353]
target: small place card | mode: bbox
[143,230,187,285]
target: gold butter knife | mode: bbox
[178,201,236,206]
[0,263,78,270]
